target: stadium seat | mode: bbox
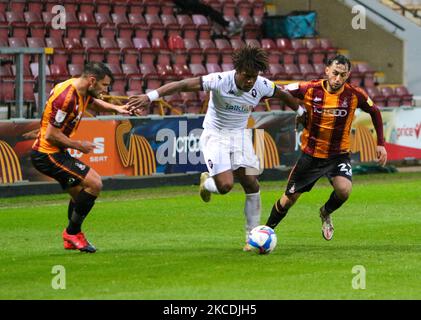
[206,63,222,74]
[143,0,161,15]
[99,37,121,64]
[78,12,99,38]
[6,12,28,38]
[24,12,46,38]
[214,39,233,64]
[128,14,149,39]
[161,14,181,38]
[173,64,193,78]
[82,37,105,62]
[184,38,203,64]
[49,63,69,82]
[63,37,85,64]
[189,64,207,77]
[395,85,413,106]
[381,86,401,107]
[192,15,212,39]
[275,38,296,64]
[199,39,220,64]
[68,64,84,77]
[140,63,162,90]
[366,86,387,107]
[284,64,303,80]
[177,15,197,39]
[145,14,165,39]
[133,38,156,64]
[230,38,246,50]
[261,38,282,64]
[267,64,288,81]
[221,63,234,72]
[117,38,139,64]
[356,62,376,88]
[299,64,319,81]
[313,63,326,78]
[291,39,310,64]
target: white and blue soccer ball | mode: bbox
[247,225,277,254]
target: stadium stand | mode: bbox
[0,0,416,118]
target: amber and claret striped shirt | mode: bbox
[32,79,92,153]
[286,80,385,159]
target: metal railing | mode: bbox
[0,47,52,119]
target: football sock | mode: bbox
[204,177,220,193]
[265,199,288,229]
[67,199,75,221]
[66,189,97,235]
[244,191,261,240]
[323,191,346,214]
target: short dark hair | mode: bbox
[326,55,351,71]
[82,62,114,83]
[232,45,269,73]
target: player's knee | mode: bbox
[218,183,233,194]
[335,186,351,201]
[84,173,103,195]
[242,180,259,194]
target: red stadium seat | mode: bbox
[381,86,401,107]
[189,64,207,77]
[221,63,234,72]
[177,15,197,39]
[184,38,203,64]
[81,37,105,62]
[199,39,220,64]
[206,63,222,74]
[395,86,413,106]
[284,64,303,80]
[173,64,193,78]
[117,38,139,64]
[299,64,319,81]
[68,64,84,77]
[192,14,212,39]
[276,38,296,64]
[133,38,156,64]
[100,37,121,64]
[366,87,387,108]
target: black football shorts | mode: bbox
[31,150,90,190]
[285,152,352,195]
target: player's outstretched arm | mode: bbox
[128,77,202,110]
[92,98,144,116]
[273,85,305,115]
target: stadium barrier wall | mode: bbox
[1,109,420,185]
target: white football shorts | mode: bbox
[199,128,260,176]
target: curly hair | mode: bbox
[232,45,269,73]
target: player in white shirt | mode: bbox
[128,46,304,250]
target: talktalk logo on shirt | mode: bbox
[224,103,251,113]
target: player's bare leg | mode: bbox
[199,170,234,202]
[320,176,352,241]
[63,169,102,253]
[235,168,260,251]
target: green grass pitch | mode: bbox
[0,172,420,299]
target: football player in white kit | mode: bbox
[128,46,304,250]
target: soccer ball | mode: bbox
[247,225,277,254]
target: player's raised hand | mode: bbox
[376,145,387,167]
[128,94,150,111]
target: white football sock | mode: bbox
[204,177,220,194]
[244,191,261,241]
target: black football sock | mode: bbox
[67,199,75,221]
[66,190,97,235]
[323,191,346,214]
[265,199,289,230]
